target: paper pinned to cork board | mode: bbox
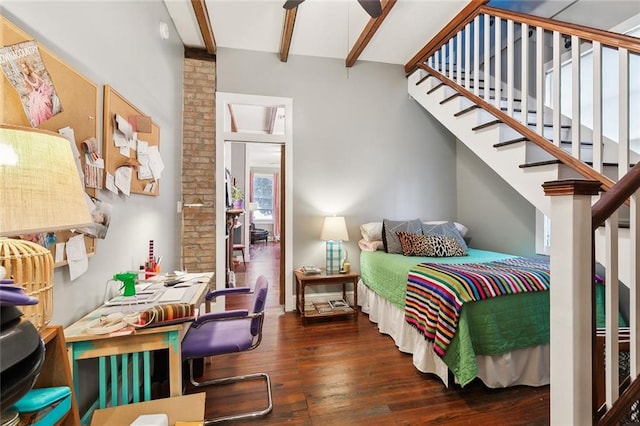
[129,115,152,133]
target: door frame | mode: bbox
[215,92,294,311]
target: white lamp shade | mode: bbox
[320,216,349,241]
[0,124,93,236]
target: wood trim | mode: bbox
[191,0,216,55]
[599,374,640,425]
[267,107,277,135]
[542,179,601,197]
[184,46,216,61]
[419,63,618,193]
[346,0,397,68]
[280,8,297,62]
[481,5,640,54]
[228,104,238,133]
[404,0,489,74]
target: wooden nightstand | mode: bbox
[294,269,359,325]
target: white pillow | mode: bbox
[360,222,383,241]
[358,239,383,252]
[423,221,469,237]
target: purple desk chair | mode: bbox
[181,275,272,423]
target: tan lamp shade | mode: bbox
[320,216,349,241]
[0,124,92,236]
[0,124,93,329]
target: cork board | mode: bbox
[0,16,98,266]
[103,85,160,196]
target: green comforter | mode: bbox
[360,249,550,386]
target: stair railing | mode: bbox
[406,1,640,423]
[406,3,640,192]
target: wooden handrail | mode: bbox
[599,375,640,425]
[417,63,618,194]
[404,0,489,74]
[592,162,640,230]
[480,6,640,54]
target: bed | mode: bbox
[358,244,551,389]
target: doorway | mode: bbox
[215,92,294,311]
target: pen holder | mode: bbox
[145,261,159,279]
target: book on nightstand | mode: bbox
[301,266,322,275]
[328,299,349,310]
[313,302,333,314]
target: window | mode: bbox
[252,173,273,221]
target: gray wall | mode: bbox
[3,2,185,327]
[456,141,537,257]
[216,48,460,271]
[217,48,538,269]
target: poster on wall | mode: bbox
[0,40,63,127]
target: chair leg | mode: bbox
[187,360,273,424]
[241,248,246,270]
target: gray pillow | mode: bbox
[422,221,468,254]
[382,218,422,254]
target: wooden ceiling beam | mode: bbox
[346,0,397,68]
[191,0,216,55]
[280,7,298,62]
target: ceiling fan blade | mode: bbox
[357,0,383,18]
[283,0,305,9]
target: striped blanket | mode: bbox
[404,257,550,357]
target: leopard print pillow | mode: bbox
[397,231,434,256]
[427,234,466,257]
[397,231,466,257]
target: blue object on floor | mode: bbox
[11,386,71,426]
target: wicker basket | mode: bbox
[0,238,54,330]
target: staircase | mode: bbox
[404,1,640,424]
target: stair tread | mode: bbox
[440,93,462,105]
[454,105,481,117]
[472,119,502,131]
[494,137,528,148]
[415,74,432,85]
[427,82,445,95]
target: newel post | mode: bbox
[543,179,601,425]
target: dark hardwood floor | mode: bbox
[187,242,550,425]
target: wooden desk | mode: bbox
[64,273,211,421]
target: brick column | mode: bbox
[182,57,215,272]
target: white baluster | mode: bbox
[571,35,581,158]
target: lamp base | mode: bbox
[325,240,342,275]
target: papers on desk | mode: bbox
[105,292,161,306]
[157,288,186,303]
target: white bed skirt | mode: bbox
[357,280,550,388]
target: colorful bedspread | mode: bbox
[405,257,550,357]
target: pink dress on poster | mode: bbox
[20,60,54,127]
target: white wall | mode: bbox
[3,2,185,327]
[216,48,460,272]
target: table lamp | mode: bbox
[0,124,93,329]
[320,215,349,275]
